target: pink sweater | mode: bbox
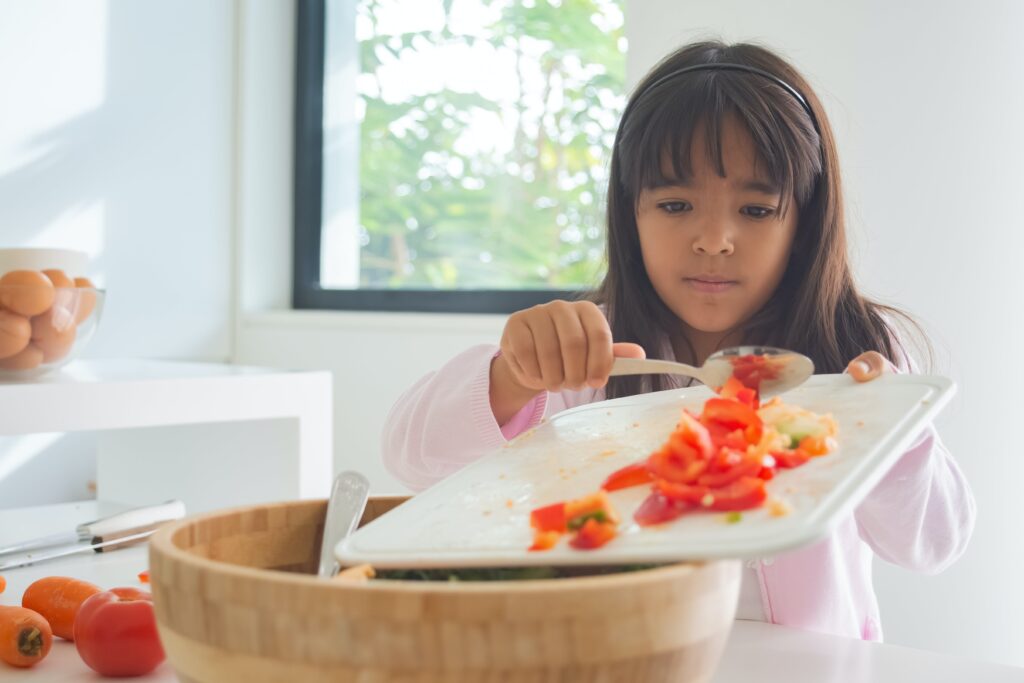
[382,343,976,641]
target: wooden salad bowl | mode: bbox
[148,496,740,682]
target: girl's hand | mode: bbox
[490,301,644,424]
[846,351,893,382]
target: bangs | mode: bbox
[617,71,822,214]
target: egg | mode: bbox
[72,276,98,324]
[31,306,77,362]
[42,269,74,288]
[0,310,31,359]
[44,269,79,322]
[0,342,44,371]
[0,270,56,317]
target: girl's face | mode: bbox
[635,115,798,349]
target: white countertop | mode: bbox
[1,502,1020,682]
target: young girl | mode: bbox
[381,41,975,641]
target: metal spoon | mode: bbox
[610,345,814,397]
[317,471,370,579]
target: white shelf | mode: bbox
[0,359,333,513]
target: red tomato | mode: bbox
[600,462,654,491]
[633,492,688,526]
[73,588,165,677]
[569,518,617,549]
[706,477,768,512]
[529,502,566,533]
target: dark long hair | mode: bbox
[593,41,925,399]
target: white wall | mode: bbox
[0,0,1019,670]
[0,0,236,506]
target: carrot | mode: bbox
[22,576,101,641]
[0,605,52,668]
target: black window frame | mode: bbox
[292,0,585,314]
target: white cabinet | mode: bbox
[0,359,333,512]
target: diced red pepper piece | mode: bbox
[529,529,562,552]
[729,354,780,394]
[654,479,710,505]
[772,448,811,469]
[701,397,763,444]
[529,502,567,533]
[706,477,768,511]
[718,375,759,409]
[569,518,617,549]
[634,492,688,526]
[697,453,762,488]
[798,435,830,457]
[564,490,617,525]
[669,412,715,460]
[647,447,707,484]
[601,461,655,491]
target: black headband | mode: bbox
[622,62,821,137]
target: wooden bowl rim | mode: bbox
[148,499,732,594]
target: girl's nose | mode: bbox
[692,222,735,256]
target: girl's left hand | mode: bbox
[846,351,893,382]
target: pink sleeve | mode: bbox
[852,352,976,574]
[381,344,599,492]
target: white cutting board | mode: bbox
[338,373,955,568]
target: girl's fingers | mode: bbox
[579,305,614,388]
[526,313,564,392]
[502,321,542,389]
[847,351,888,382]
[551,304,589,390]
[612,342,646,359]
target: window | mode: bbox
[294,0,626,313]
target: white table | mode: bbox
[1,502,1020,682]
[0,359,333,513]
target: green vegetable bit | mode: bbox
[566,510,608,531]
[724,511,743,524]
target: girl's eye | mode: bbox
[741,205,777,219]
[658,201,691,214]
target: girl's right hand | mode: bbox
[490,300,645,424]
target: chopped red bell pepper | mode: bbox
[529,502,567,533]
[654,479,710,505]
[528,530,562,552]
[704,476,768,511]
[634,491,688,526]
[600,461,655,491]
[568,518,618,549]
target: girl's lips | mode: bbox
[684,278,737,293]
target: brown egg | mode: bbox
[0,270,56,317]
[0,342,44,371]
[42,269,74,288]
[0,310,31,359]
[73,276,98,324]
[31,309,77,362]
